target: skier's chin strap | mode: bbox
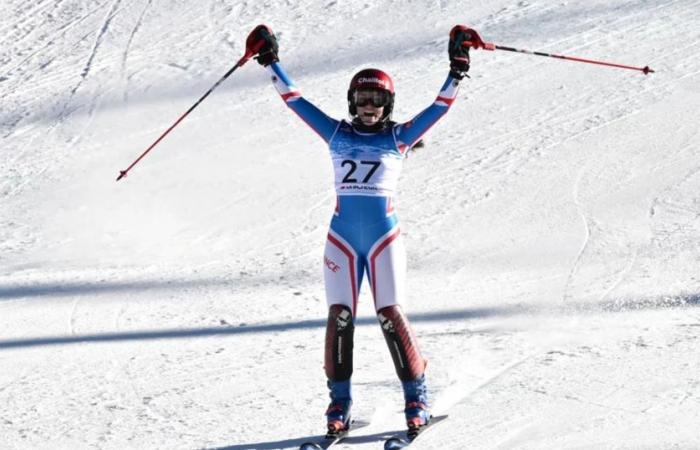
[351,117,394,133]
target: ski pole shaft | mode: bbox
[463,40,654,75]
[116,49,259,182]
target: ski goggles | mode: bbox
[353,89,391,108]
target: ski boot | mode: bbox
[402,374,430,437]
[325,379,352,435]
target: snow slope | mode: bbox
[1,0,699,448]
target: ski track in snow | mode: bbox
[434,352,539,415]
[562,165,592,304]
[120,0,152,101]
[1,0,107,92]
[65,0,122,118]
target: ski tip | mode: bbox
[299,443,323,450]
[384,437,409,450]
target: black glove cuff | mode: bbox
[255,49,279,67]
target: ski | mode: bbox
[383,415,449,450]
[299,419,370,450]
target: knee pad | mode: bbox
[377,305,426,381]
[324,304,355,381]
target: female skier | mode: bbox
[245,24,472,436]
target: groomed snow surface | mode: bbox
[1,0,699,449]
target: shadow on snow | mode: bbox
[207,428,403,450]
[0,270,307,305]
[0,278,210,300]
[0,294,698,350]
[0,305,511,350]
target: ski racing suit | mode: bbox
[266,62,460,385]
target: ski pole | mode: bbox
[116,45,263,182]
[462,30,654,75]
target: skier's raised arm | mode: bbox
[247,25,340,143]
[394,25,473,150]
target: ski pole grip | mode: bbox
[462,40,495,50]
[237,40,264,67]
[247,39,265,57]
[243,24,273,60]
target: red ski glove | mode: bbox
[450,25,489,50]
[448,25,472,79]
[245,24,278,66]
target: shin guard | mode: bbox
[324,304,354,381]
[377,305,427,381]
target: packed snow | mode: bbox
[1,0,699,449]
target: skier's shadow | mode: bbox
[210,429,403,450]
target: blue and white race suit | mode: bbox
[267,62,460,315]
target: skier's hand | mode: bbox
[246,24,278,66]
[448,25,474,79]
